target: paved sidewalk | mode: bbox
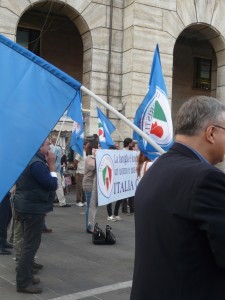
[0,185,135,300]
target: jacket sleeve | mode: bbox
[30,161,58,191]
[191,169,225,269]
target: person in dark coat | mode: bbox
[14,138,58,294]
[0,192,12,254]
[131,96,225,300]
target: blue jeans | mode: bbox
[85,192,91,230]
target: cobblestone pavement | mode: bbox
[0,185,135,300]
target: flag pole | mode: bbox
[80,86,165,154]
[55,113,67,146]
[115,128,124,142]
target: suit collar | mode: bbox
[170,142,206,162]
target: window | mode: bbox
[193,57,212,90]
[16,27,40,56]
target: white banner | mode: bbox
[96,149,138,206]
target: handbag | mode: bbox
[105,224,116,245]
[92,223,106,245]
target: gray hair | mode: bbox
[175,96,225,136]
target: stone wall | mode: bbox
[1,0,225,141]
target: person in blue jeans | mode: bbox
[82,141,98,233]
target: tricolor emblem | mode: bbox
[101,165,113,191]
[141,87,173,147]
[133,44,173,159]
[98,154,114,198]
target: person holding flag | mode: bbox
[82,141,99,233]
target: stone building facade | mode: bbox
[1,0,225,144]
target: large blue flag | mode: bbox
[97,107,116,149]
[0,34,82,201]
[67,89,84,156]
[133,44,173,160]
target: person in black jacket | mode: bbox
[131,96,225,300]
[14,138,57,294]
[0,192,12,254]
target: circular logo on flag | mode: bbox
[141,87,173,147]
[98,154,114,198]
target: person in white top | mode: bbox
[50,138,71,208]
[122,138,135,214]
[74,143,87,207]
[136,152,153,184]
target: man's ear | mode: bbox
[205,126,215,144]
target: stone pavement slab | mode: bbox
[0,186,135,300]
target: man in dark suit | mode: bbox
[131,96,225,300]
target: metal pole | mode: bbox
[55,113,67,146]
[80,85,165,154]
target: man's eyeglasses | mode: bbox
[213,124,225,130]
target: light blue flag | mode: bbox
[0,34,82,201]
[133,44,173,160]
[67,89,84,156]
[97,107,116,149]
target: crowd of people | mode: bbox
[2,95,225,298]
[0,134,150,294]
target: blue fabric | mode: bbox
[67,89,84,156]
[0,34,82,201]
[97,107,116,149]
[30,162,58,190]
[133,45,173,160]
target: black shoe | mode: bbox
[32,277,40,285]
[32,268,39,274]
[17,285,42,294]
[59,204,71,207]
[33,262,44,270]
[0,248,11,255]
[3,241,13,249]
[54,197,59,203]
[16,266,39,274]
[42,228,53,233]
